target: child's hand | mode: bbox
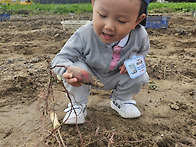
[119,64,127,74]
[63,67,83,87]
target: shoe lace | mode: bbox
[64,104,86,114]
[123,100,136,105]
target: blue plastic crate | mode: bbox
[145,16,170,29]
[0,14,10,21]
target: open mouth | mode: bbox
[102,32,113,40]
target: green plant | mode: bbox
[0,3,195,15]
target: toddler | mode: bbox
[52,0,150,124]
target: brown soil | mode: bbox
[0,13,195,147]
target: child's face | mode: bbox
[92,0,145,44]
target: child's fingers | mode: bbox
[63,72,72,79]
[67,78,83,87]
[67,78,77,83]
[119,65,127,74]
[63,72,82,87]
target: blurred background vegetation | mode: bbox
[0,0,195,15]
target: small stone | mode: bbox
[7,59,13,63]
[170,104,180,110]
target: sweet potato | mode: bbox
[52,65,104,88]
[66,66,104,88]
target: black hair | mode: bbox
[93,0,147,19]
[93,0,147,24]
[138,0,147,19]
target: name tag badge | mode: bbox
[124,56,146,79]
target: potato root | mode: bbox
[50,112,60,129]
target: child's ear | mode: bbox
[136,14,146,25]
[132,14,146,29]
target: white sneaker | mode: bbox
[111,99,141,118]
[63,103,87,124]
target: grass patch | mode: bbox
[148,2,196,13]
[0,3,195,15]
[0,3,92,15]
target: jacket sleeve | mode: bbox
[137,27,150,58]
[51,31,84,77]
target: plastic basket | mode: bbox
[145,15,170,29]
[61,20,89,30]
[192,10,196,17]
[0,13,10,21]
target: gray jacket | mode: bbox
[51,21,150,77]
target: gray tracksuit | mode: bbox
[51,21,150,104]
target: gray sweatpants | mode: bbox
[63,61,149,105]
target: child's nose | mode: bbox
[105,20,115,31]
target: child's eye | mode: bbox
[118,20,126,24]
[98,13,106,18]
